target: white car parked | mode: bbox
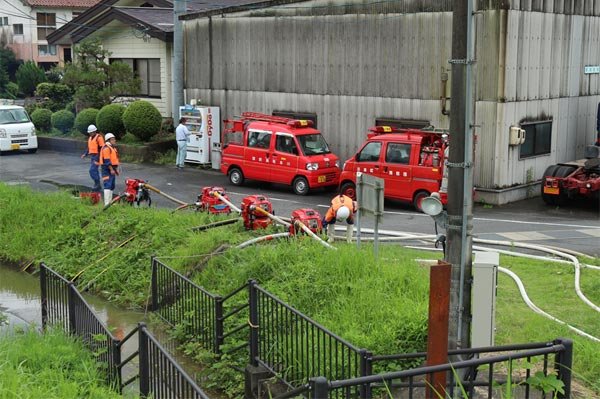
[0,105,37,154]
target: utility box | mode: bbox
[471,251,499,348]
[509,126,526,146]
[180,105,221,168]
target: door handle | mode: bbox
[383,166,388,173]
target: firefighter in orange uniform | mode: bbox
[322,194,357,243]
[80,124,105,192]
[99,133,120,206]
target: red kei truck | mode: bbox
[541,144,600,205]
[220,112,341,195]
[339,126,449,211]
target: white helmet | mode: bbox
[87,124,97,134]
[335,206,350,222]
[104,133,116,141]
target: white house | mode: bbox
[0,0,100,69]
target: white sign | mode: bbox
[584,65,600,74]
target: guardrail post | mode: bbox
[248,280,259,367]
[40,263,48,329]
[112,339,122,393]
[359,349,372,399]
[310,377,329,399]
[138,323,150,397]
[554,338,573,399]
[214,296,224,354]
[150,257,158,311]
[68,283,76,335]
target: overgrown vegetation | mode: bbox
[0,328,123,398]
[0,183,599,397]
[16,61,46,96]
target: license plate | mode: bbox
[11,143,20,150]
[543,186,559,195]
[318,175,326,183]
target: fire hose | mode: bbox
[293,220,336,250]
[141,183,188,207]
[235,232,291,249]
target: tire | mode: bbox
[541,165,560,205]
[292,176,309,195]
[28,148,38,154]
[413,191,430,213]
[340,182,357,200]
[228,167,244,186]
[554,166,577,205]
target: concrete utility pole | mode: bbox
[172,0,186,119]
[446,0,475,350]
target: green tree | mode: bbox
[36,83,73,112]
[16,62,46,96]
[62,38,140,111]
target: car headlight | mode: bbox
[306,162,319,171]
[30,127,36,136]
[0,129,6,138]
[335,160,340,168]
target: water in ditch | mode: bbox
[0,261,216,397]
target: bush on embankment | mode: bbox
[0,328,122,398]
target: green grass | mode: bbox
[0,328,124,398]
[0,183,599,396]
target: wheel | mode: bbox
[413,191,430,213]
[228,167,244,186]
[28,148,38,154]
[340,182,356,200]
[292,176,309,195]
[540,165,561,205]
[554,166,576,205]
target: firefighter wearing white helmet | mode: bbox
[80,124,105,192]
[322,194,357,243]
[99,133,120,206]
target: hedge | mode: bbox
[51,110,75,134]
[30,108,52,132]
[122,100,162,141]
[74,108,99,135]
[96,104,126,139]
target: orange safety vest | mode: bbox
[87,134,105,155]
[99,144,119,167]
[325,195,356,221]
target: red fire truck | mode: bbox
[220,112,341,195]
[339,126,449,211]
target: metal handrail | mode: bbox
[153,259,218,299]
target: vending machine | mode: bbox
[179,105,220,168]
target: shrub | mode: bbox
[30,108,52,131]
[96,104,126,138]
[5,82,19,98]
[122,100,162,141]
[35,82,72,112]
[74,108,99,135]
[16,61,46,96]
[64,100,76,114]
[51,110,75,134]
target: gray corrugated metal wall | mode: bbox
[184,1,600,196]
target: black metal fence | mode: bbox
[275,339,573,399]
[40,263,210,398]
[40,263,121,386]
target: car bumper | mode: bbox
[306,169,340,187]
[0,137,38,151]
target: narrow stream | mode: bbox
[0,262,215,397]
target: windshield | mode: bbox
[0,109,31,124]
[297,134,331,155]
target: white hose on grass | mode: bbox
[235,232,291,249]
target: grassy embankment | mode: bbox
[0,183,599,395]
[0,328,124,398]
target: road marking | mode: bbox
[227,191,301,203]
[496,231,554,241]
[473,217,599,229]
[579,229,600,237]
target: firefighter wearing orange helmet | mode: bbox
[99,133,120,206]
[322,194,357,243]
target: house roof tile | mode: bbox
[25,0,101,8]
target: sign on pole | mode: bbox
[355,172,384,257]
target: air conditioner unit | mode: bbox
[509,126,526,146]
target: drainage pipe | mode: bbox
[143,184,188,206]
[235,232,291,249]
[212,191,242,214]
[499,266,600,343]
[293,221,336,250]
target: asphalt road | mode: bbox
[1,149,599,257]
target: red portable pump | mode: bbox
[79,191,101,204]
[289,209,322,235]
[240,195,273,230]
[197,186,231,214]
[124,178,152,206]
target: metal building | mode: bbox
[181,0,600,204]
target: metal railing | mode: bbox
[41,263,121,387]
[251,281,369,398]
[151,257,221,352]
[118,323,211,399]
[40,263,210,398]
[275,339,573,399]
